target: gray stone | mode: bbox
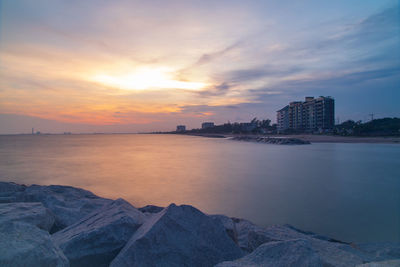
[211,215,239,245]
[357,259,400,267]
[138,204,164,214]
[0,182,26,203]
[231,136,311,145]
[111,204,243,267]
[232,218,278,253]
[356,242,400,261]
[20,184,113,231]
[0,221,69,267]
[0,202,55,231]
[216,239,323,267]
[52,198,145,267]
[218,219,373,266]
[0,181,26,194]
[260,225,375,266]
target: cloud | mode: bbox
[194,41,242,66]
[221,65,304,84]
[290,6,399,66]
[196,82,232,97]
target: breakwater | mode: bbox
[0,181,399,266]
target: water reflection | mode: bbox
[0,134,399,243]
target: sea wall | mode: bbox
[0,181,399,267]
[231,136,311,145]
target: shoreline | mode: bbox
[2,133,400,144]
[180,133,400,144]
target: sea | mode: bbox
[0,134,399,243]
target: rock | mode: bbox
[0,202,55,231]
[232,218,278,253]
[212,216,278,253]
[0,181,26,203]
[19,184,113,231]
[231,136,310,145]
[138,204,164,214]
[356,242,400,261]
[218,219,372,266]
[357,259,400,267]
[111,204,243,267]
[261,225,378,266]
[216,239,323,267]
[0,181,26,194]
[52,198,146,267]
[210,215,239,245]
[0,221,69,267]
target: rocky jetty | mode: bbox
[0,181,399,267]
[52,198,146,267]
[231,136,311,145]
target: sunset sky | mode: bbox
[0,0,399,133]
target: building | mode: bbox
[176,125,186,132]
[201,122,214,129]
[277,96,334,133]
[277,105,289,131]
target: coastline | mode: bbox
[179,133,400,144]
[2,133,399,144]
[1,181,399,266]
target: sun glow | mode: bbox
[91,67,206,91]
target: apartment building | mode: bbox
[277,96,334,133]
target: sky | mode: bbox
[0,0,399,134]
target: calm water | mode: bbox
[0,134,399,243]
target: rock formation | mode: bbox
[0,181,399,267]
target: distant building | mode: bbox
[201,122,214,129]
[240,122,257,132]
[277,96,334,133]
[176,125,186,132]
[277,105,289,131]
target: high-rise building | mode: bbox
[277,96,334,133]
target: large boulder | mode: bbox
[52,198,146,267]
[217,218,373,266]
[18,184,113,231]
[111,204,243,267]
[0,202,55,231]
[211,215,239,245]
[216,239,323,267]
[259,225,373,266]
[211,216,279,253]
[0,221,69,267]
[233,218,278,253]
[0,181,26,203]
[138,204,164,214]
[357,259,400,267]
[356,242,400,261]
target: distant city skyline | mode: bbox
[0,0,399,134]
